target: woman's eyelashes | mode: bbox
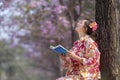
[74,25,77,29]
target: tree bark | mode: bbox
[95,0,120,80]
[66,0,80,44]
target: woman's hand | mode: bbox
[66,50,83,63]
[66,50,76,58]
[59,54,66,60]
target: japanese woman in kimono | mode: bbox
[56,19,101,80]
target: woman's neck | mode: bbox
[78,33,86,38]
[78,33,88,40]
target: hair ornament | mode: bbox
[89,22,98,31]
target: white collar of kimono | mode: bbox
[79,35,90,41]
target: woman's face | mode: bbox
[75,20,87,34]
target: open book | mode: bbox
[50,45,68,54]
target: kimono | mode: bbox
[56,35,101,80]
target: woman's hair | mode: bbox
[84,19,97,40]
[83,19,97,40]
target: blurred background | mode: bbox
[0,0,95,80]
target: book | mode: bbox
[50,45,68,54]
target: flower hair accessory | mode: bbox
[89,22,98,31]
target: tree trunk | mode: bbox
[66,0,80,44]
[95,0,120,80]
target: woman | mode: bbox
[56,19,101,80]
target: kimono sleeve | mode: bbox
[82,41,100,66]
[69,40,79,53]
[59,56,71,70]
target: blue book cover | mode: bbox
[50,45,67,54]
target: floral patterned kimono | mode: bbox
[57,35,101,80]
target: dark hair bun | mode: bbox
[84,19,97,40]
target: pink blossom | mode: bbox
[40,0,48,6]
[92,24,98,31]
[42,29,48,34]
[49,39,55,44]
[58,16,70,27]
[9,44,17,48]
[45,21,53,29]
[53,5,67,14]
[29,1,38,8]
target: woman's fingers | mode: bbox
[59,54,66,60]
[60,54,66,57]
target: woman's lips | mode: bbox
[74,26,77,29]
[73,23,78,29]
